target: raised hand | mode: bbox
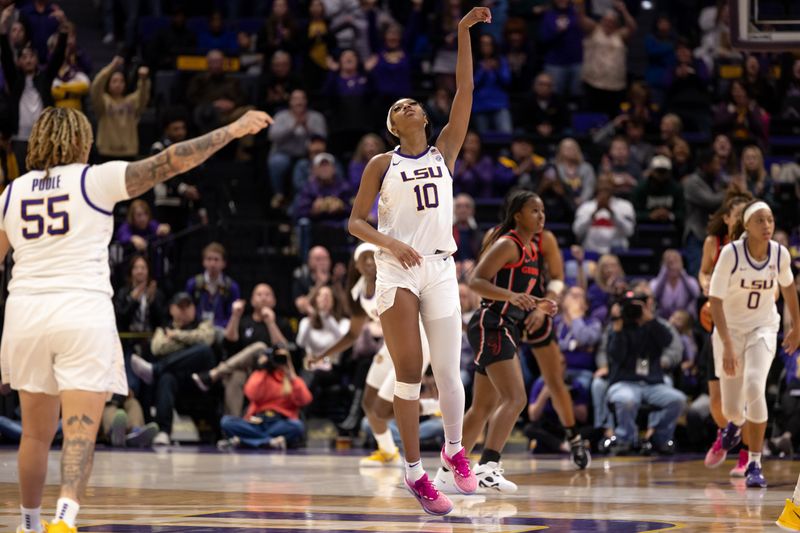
[229,110,273,139]
[459,7,492,29]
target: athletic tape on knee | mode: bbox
[394,381,421,400]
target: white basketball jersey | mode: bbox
[350,276,380,323]
[378,146,457,255]
[0,162,131,297]
[709,239,792,331]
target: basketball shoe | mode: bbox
[360,448,401,467]
[433,467,458,494]
[405,473,453,516]
[16,520,47,533]
[745,462,767,488]
[704,422,741,468]
[473,461,518,493]
[570,437,591,469]
[730,449,748,477]
[776,499,800,531]
[46,521,77,533]
[109,410,127,447]
[440,446,477,494]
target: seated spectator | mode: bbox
[618,81,660,132]
[742,54,777,115]
[145,7,197,71]
[604,291,687,454]
[459,282,479,390]
[131,292,218,446]
[257,0,298,59]
[572,173,635,254]
[712,133,738,185]
[650,249,700,320]
[293,135,344,195]
[769,348,800,456]
[185,242,241,328]
[551,137,596,205]
[683,149,725,275]
[713,79,768,147]
[90,57,150,159]
[740,144,774,207]
[293,245,333,315]
[495,133,547,193]
[49,23,90,110]
[218,346,312,450]
[197,11,238,55]
[669,137,693,180]
[322,49,372,154]
[669,310,700,398]
[348,133,386,193]
[301,0,334,93]
[365,24,413,113]
[540,0,584,99]
[632,155,685,224]
[471,34,512,134]
[658,113,684,152]
[537,166,577,224]
[777,53,800,119]
[452,193,482,263]
[187,49,251,136]
[587,253,627,322]
[101,393,159,448]
[523,72,569,142]
[453,131,493,199]
[600,136,642,197]
[663,39,712,133]
[267,89,327,208]
[114,254,168,353]
[115,199,171,254]
[259,50,302,115]
[293,152,351,223]
[625,119,655,172]
[555,286,602,390]
[194,283,293,416]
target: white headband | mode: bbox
[743,201,771,225]
[386,106,397,138]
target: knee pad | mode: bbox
[745,396,769,424]
[394,381,421,401]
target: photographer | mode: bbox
[218,347,312,450]
[605,290,687,454]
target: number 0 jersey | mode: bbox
[0,162,131,297]
[378,146,457,255]
[709,239,792,331]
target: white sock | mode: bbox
[405,459,425,482]
[748,451,762,467]
[374,429,397,454]
[792,473,800,505]
[444,439,463,458]
[54,497,80,528]
[20,506,42,533]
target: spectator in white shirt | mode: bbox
[572,172,635,254]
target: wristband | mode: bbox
[547,279,565,296]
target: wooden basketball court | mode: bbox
[0,448,794,531]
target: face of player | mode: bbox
[356,251,376,279]
[251,283,276,310]
[203,252,225,278]
[389,99,426,137]
[745,208,774,243]
[515,197,545,235]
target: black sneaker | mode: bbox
[570,437,591,469]
[192,371,212,392]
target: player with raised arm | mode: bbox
[348,7,491,516]
[0,106,271,533]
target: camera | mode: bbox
[258,346,290,369]
[618,291,648,324]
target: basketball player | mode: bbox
[461,191,556,493]
[349,6,491,516]
[699,191,752,475]
[0,107,271,533]
[708,200,800,489]
[313,242,431,467]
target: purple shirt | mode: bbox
[649,267,701,320]
[19,2,59,63]
[539,7,583,66]
[294,177,351,222]
[529,376,589,421]
[554,314,602,371]
[453,156,494,199]
[115,220,160,245]
[371,50,412,98]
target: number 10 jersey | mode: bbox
[377,146,457,255]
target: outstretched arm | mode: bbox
[435,7,491,169]
[124,110,273,198]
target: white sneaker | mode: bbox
[152,431,171,446]
[433,467,459,494]
[474,461,518,493]
[16,521,47,533]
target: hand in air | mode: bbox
[459,7,492,28]
[388,239,422,269]
[230,110,274,138]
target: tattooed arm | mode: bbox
[124,110,273,198]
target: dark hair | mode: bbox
[309,285,345,329]
[706,190,753,238]
[389,100,434,142]
[160,106,189,131]
[696,148,716,169]
[127,254,152,284]
[731,198,767,240]
[729,79,751,101]
[480,190,540,257]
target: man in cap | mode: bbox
[632,154,685,225]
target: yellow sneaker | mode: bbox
[359,448,401,467]
[777,499,800,531]
[45,521,77,533]
[16,520,47,533]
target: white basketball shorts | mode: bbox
[711,325,777,380]
[365,324,432,402]
[0,291,128,396]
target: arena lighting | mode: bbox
[641,0,653,9]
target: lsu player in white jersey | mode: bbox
[708,200,800,492]
[0,107,271,533]
[313,242,431,467]
[349,6,491,516]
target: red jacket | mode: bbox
[243,369,313,420]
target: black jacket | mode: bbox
[608,319,673,385]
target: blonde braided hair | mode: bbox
[26,107,93,177]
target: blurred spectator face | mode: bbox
[203,250,226,277]
[131,257,150,285]
[433,88,452,110]
[626,121,644,143]
[18,46,38,74]
[672,139,690,164]
[775,230,789,248]
[669,310,691,333]
[713,134,732,159]
[313,286,334,314]
[207,50,225,76]
[10,21,26,48]
[599,254,623,282]
[340,50,359,74]
[609,139,629,163]
[731,81,748,106]
[479,34,494,58]
[361,136,382,159]
[563,286,588,314]
[793,59,800,80]
[533,73,554,99]
[107,71,126,98]
[745,55,760,78]
[309,0,325,18]
[595,173,614,202]
[675,43,691,65]
[662,249,683,274]
[314,159,336,183]
[742,146,762,174]
[558,138,581,162]
[507,29,525,49]
[655,16,671,37]
[209,11,224,33]
[272,0,289,17]
[308,246,331,273]
[170,301,196,328]
[553,0,570,10]
[289,90,308,115]
[271,51,291,78]
[172,9,187,27]
[702,154,721,177]
[131,203,152,230]
[251,283,277,310]
[511,139,534,160]
[462,131,481,157]
[384,26,402,50]
[629,82,648,105]
[660,115,681,141]
[454,194,474,224]
[164,119,187,143]
[600,10,619,33]
[308,137,327,158]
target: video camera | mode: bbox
[258,345,291,370]
[618,291,649,324]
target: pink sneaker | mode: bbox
[440,446,477,495]
[405,473,453,516]
[705,429,725,468]
[730,449,748,477]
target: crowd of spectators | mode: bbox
[2,0,800,457]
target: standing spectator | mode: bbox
[539,0,584,99]
[322,49,372,154]
[777,54,800,119]
[742,54,777,115]
[683,149,725,275]
[49,23,91,110]
[538,164,577,224]
[670,137,693,180]
[452,193,482,263]
[587,253,627,322]
[7,18,29,62]
[504,17,535,93]
[659,113,684,151]
[713,80,768,147]
[267,89,327,207]
[645,14,676,99]
[572,173,636,254]
[471,34,512,134]
[187,49,250,135]
[650,249,701,320]
[197,11,239,55]
[218,347,312,449]
[257,0,298,59]
[365,24,413,114]
[259,50,303,115]
[301,0,335,94]
[90,56,151,159]
[430,0,464,93]
[555,286,603,390]
[523,72,570,141]
[426,88,454,137]
[17,0,61,63]
[293,245,333,316]
[495,133,547,193]
[632,155,685,224]
[625,119,656,171]
[453,131,494,199]
[114,255,167,349]
[740,144,774,206]
[185,242,242,328]
[578,0,637,115]
[115,199,171,254]
[145,7,197,71]
[551,137,596,205]
[712,133,738,186]
[348,133,386,193]
[664,39,712,133]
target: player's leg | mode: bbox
[741,336,774,488]
[17,392,60,533]
[706,332,745,468]
[462,370,500,454]
[360,378,401,466]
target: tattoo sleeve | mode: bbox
[124,126,233,198]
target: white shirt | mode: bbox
[378,146,457,255]
[296,315,351,363]
[0,162,130,297]
[16,75,43,140]
[709,239,792,331]
[572,197,635,254]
